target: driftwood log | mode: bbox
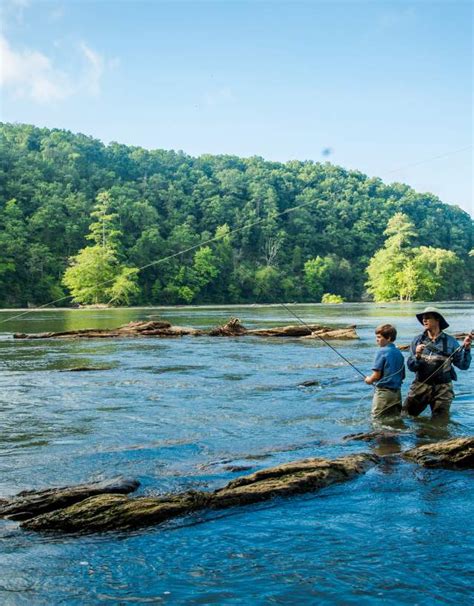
[13,318,358,341]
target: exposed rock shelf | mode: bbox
[16,454,376,532]
[2,437,473,534]
[13,318,358,340]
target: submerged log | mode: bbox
[0,477,140,521]
[403,437,474,469]
[13,318,358,340]
[21,454,377,532]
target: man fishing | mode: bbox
[403,307,472,418]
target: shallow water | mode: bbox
[0,302,473,605]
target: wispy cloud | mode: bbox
[0,0,30,26]
[0,35,111,103]
[48,5,65,22]
[79,42,104,96]
[0,35,72,102]
[203,87,235,107]
[377,7,417,30]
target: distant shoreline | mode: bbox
[0,300,472,313]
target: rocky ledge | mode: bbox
[403,437,474,469]
[17,454,376,533]
[0,477,139,521]
[4,437,473,535]
[13,317,358,341]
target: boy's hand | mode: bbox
[364,376,372,384]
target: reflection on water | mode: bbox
[0,302,473,604]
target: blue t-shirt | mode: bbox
[372,343,405,389]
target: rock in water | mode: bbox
[21,454,377,533]
[0,477,140,521]
[403,437,474,469]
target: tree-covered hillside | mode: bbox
[0,123,472,307]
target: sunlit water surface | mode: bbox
[0,303,473,605]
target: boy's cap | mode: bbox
[415,306,449,330]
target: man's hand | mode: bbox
[415,343,425,358]
[364,376,372,385]
[463,333,472,350]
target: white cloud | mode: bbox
[0,35,110,103]
[0,35,72,102]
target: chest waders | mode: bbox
[415,333,453,385]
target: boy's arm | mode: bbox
[366,349,384,384]
[365,370,382,385]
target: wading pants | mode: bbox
[403,381,454,417]
[372,387,402,418]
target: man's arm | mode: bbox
[407,336,423,372]
[452,333,472,370]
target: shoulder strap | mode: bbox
[442,333,448,356]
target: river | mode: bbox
[0,302,473,605]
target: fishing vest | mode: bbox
[416,333,453,385]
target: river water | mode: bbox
[0,302,472,605]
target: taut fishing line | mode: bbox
[1,144,471,331]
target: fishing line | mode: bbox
[1,144,471,327]
[416,332,473,386]
[280,302,366,379]
[0,194,328,325]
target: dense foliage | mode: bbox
[1,122,472,307]
[366,213,467,302]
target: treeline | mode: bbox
[0,122,472,307]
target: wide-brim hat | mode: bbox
[415,306,449,330]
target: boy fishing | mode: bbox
[365,324,405,418]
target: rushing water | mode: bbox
[0,302,473,605]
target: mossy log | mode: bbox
[0,477,140,521]
[13,318,358,340]
[20,454,376,532]
[403,437,474,469]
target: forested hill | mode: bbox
[1,122,472,307]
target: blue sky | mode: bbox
[1,0,472,215]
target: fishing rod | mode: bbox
[417,330,473,386]
[280,302,367,379]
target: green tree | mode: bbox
[366,214,417,301]
[62,192,140,305]
[303,257,327,301]
[366,215,465,301]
